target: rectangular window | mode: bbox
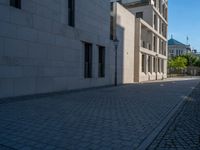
[148,56,151,73]
[68,0,75,27]
[136,12,143,19]
[98,46,106,78]
[110,2,114,40]
[154,14,157,30]
[143,41,146,48]
[161,59,164,73]
[10,0,21,9]
[153,57,156,72]
[153,0,156,7]
[142,54,145,73]
[158,59,160,73]
[176,50,179,55]
[161,41,164,54]
[153,36,156,52]
[110,16,114,40]
[84,42,92,78]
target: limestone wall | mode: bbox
[0,0,114,98]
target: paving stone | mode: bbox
[0,79,199,149]
[148,83,200,150]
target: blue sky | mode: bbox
[168,0,200,51]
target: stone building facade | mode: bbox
[168,38,191,59]
[0,0,168,98]
[120,0,168,82]
[0,0,115,98]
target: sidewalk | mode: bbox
[148,82,200,149]
[141,76,200,84]
[0,78,199,150]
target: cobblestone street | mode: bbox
[148,82,200,150]
[0,78,199,150]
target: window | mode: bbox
[154,14,157,30]
[84,42,92,78]
[153,36,157,52]
[161,41,164,54]
[110,2,114,12]
[161,59,164,73]
[162,5,165,16]
[153,0,156,7]
[136,12,143,19]
[110,2,114,40]
[142,54,145,73]
[148,43,151,50]
[148,56,151,73]
[176,50,179,55]
[159,0,162,12]
[158,59,160,73]
[98,46,106,78]
[153,57,156,72]
[68,0,75,27]
[142,41,146,48]
[10,0,21,9]
[110,16,114,40]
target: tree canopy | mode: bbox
[168,53,200,69]
[168,56,187,69]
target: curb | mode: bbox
[136,80,200,150]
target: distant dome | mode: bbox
[168,38,185,46]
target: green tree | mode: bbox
[182,53,199,66]
[174,56,187,69]
[195,57,200,67]
[168,56,187,70]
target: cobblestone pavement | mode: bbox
[0,79,199,150]
[148,83,200,150]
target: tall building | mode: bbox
[0,0,168,99]
[115,0,168,82]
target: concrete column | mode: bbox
[134,19,142,82]
[164,59,167,74]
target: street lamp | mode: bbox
[114,38,119,86]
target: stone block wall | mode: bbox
[0,0,114,98]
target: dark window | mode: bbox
[110,16,114,40]
[148,56,151,72]
[98,46,106,78]
[110,2,114,11]
[153,36,156,52]
[142,54,145,73]
[158,59,160,73]
[148,44,151,50]
[84,42,92,78]
[161,59,164,73]
[136,12,143,19]
[153,57,156,72]
[154,14,157,30]
[142,41,145,48]
[161,41,164,54]
[110,2,114,40]
[10,0,21,9]
[68,0,75,27]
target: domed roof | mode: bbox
[168,38,185,46]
